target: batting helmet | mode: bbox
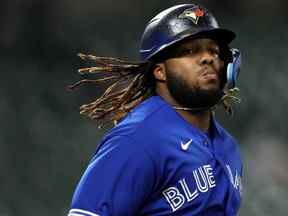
[139,4,241,89]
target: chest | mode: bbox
[140,134,242,216]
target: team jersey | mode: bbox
[68,96,243,216]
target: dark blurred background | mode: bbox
[1,0,287,215]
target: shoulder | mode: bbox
[213,118,242,155]
[99,96,177,148]
[214,119,240,146]
[213,119,243,166]
[106,96,166,134]
[93,96,183,167]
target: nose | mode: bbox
[199,52,215,65]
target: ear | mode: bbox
[153,63,167,82]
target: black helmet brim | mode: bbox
[179,28,236,44]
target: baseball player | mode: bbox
[67,3,243,216]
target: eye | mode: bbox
[179,48,195,56]
[209,48,220,58]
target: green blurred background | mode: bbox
[1,0,287,215]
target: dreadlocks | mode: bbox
[67,53,155,127]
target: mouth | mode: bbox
[201,69,219,80]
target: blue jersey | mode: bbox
[68,96,243,216]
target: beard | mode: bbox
[165,68,223,113]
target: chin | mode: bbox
[200,83,221,92]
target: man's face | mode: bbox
[162,38,225,110]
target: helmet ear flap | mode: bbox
[226,48,241,89]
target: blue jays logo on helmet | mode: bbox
[178,6,205,24]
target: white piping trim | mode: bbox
[68,209,100,216]
[68,213,86,216]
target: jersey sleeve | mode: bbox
[68,135,157,216]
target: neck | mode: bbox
[176,109,211,132]
[156,86,211,132]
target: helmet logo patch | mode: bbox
[178,7,205,24]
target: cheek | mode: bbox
[216,59,225,74]
[165,59,199,84]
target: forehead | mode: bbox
[175,38,219,50]
[155,37,221,61]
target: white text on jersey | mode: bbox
[162,164,216,212]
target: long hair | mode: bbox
[67,53,155,127]
[67,53,240,127]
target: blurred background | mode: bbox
[1,0,287,215]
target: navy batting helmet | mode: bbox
[139,4,241,89]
